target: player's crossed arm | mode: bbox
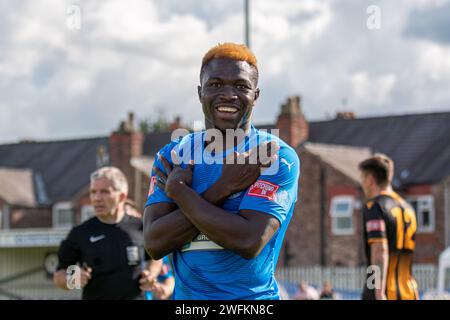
[161,174,281,259]
[144,142,279,260]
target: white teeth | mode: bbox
[217,106,238,113]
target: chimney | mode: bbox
[335,111,356,120]
[109,111,143,201]
[169,116,182,131]
[275,96,309,147]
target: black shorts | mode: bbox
[361,287,376,300]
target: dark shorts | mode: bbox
[361,287,376,300]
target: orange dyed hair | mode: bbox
[201,42,258,70]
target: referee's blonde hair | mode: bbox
[90,166,129,195]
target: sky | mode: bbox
[0,0,449,143]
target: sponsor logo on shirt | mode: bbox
[148,176,157,196]
[180,233,224,252]
[280,158,294,172]
[366,219,386,232]
[89,234,105,243]
[126,246,139,265]
[273,189,291,210]
[247,180,280,201]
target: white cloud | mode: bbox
[0,0,449,143]
[416,43,450,81]
[351,72,397,106]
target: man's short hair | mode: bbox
[358,154,394,188]
[90,166,129,195]
[200,42,258,84]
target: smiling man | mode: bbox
[143,43,300,300]
[53,166,162,299]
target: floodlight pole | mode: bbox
[244,0,250,48]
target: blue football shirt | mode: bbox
[145,125,300,300]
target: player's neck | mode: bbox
[370,185,393,199]
[204,122,251,152]
[97,208,125,224]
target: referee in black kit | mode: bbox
[53,166,162,299]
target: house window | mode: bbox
[330,196,354,235]
[81,205,95,222]
[53,202,73,228]
[408,195,435,233]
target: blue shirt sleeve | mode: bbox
[144,141,179,207]
[238,145,300,224]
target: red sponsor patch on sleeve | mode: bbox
[366,219,386,232]
[148,176,157,196]
[247,180,280,201]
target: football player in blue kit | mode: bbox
[143,42,300,300]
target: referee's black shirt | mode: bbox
[57,214,149,300]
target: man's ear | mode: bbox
[119,192,127,203]
[254,88,260,103]
[197,85,202,102]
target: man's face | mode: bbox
[198,58,259,131]
[89,178,124,218]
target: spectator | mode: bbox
[319,281,336,300]
[293,281,319,300]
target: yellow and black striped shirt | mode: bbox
[362,191,419,300]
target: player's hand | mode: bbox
[219,141,279,195]
[151,283,164,299]
[151,282,171,300]
[153,161,169,191]
[139,270,157,292]
[376,292,387,300]
[80,266,92,289]
[254,140,280,168]
[159,150,194,198]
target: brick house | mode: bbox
[274,98,450,267]
[1,98,449,284]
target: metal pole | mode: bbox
[244,0,250,48]
[445,180,450,248]
[320,163,326,266]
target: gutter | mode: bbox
[445,178,450,248]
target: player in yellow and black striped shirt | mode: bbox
[359,154,418,300]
